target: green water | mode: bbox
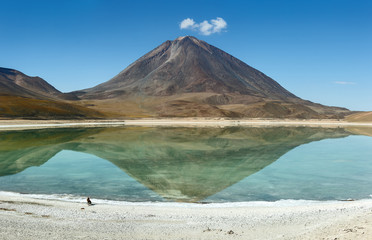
[0,126,371,202]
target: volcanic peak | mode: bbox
[78,35,297,100]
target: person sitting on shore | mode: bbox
[87,197,92,205]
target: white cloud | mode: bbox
[211,17,227,33]
[180,18,197,29]
[333,81,356,85]
[179,17,227,36]
[199,20,213,35]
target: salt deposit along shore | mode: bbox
[0,193,371,240]
[0,118,372,130]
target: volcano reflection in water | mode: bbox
[0,126,366,202]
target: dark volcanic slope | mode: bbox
[78,36,298,100]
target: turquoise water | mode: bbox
[0,127,371,202]
[207,136,372,202]
[1,151,163,202]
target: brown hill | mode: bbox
[0,95,103,119]
[75,36,350,119]
[0,67,77,100]
[0,68,103,119]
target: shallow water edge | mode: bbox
[1,191,371,208]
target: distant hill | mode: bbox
[0,67,77,100]
[0,68,103,119]
[74,36,350,119]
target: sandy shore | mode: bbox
[0,118,372,130]
[0,194,371,240]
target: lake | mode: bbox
[1,126,372,203]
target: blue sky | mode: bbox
[1,0,371,111]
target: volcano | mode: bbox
[79,36,297,99]
[75,36,349,118]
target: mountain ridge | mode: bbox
[0,36,353,119]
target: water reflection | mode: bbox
[0,126,359,202]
